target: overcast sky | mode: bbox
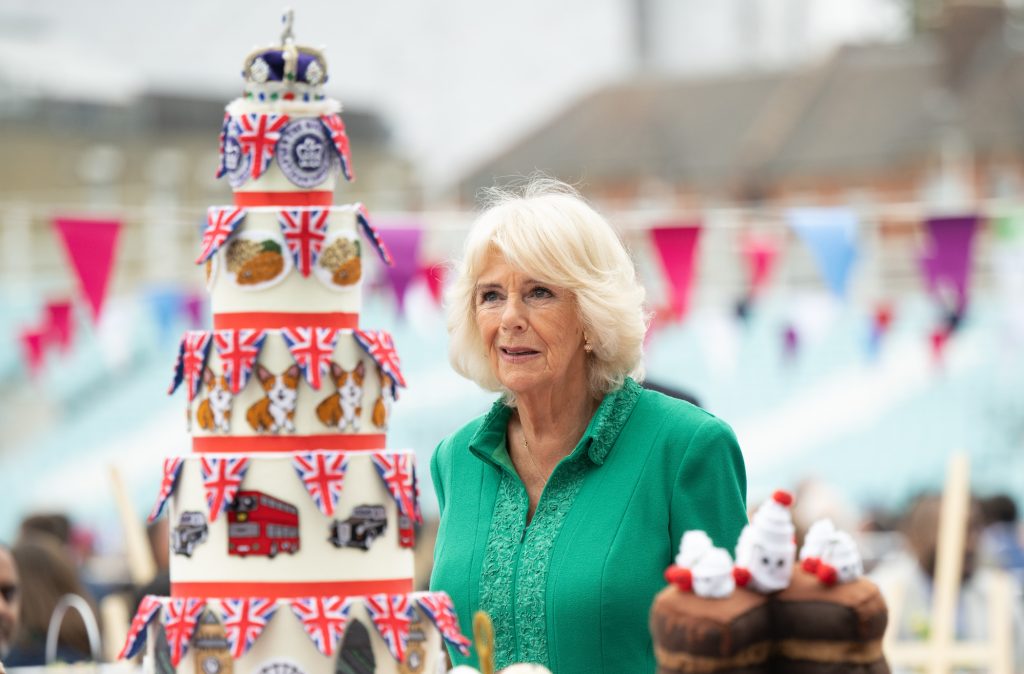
[0,0,904,193]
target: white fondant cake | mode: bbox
[123,14,469,674]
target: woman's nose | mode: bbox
[500,294,527,331]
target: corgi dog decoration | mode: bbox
[246,364,300,433]
[196,367,233,433]
[316,361,365,431]
[372,370,394,430]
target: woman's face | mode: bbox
[475,250,587,398]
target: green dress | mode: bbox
[429,378,748,673]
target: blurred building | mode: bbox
[460,1,1024,213]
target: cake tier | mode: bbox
[176,329,402,453]
[134,593,463,674]
[202,204,387,332]
[165,452,418,599]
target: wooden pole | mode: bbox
[927,452,969,674]
[109,465,157,585]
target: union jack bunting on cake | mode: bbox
[221,597,277,659]
[365,593,412,663]
[237,112,290,180]
[200,457,250,522]
[354,330,406,389]
[288,596,352,657]
[416,592,471,656]
[161,597,206,667]
[291,451,349,517]
[281,326,339,390]
[118,595,161,659]
[168,331,213,401]
[320,114,354,181]
[277,208,330,277]
[214,329,268,394]
[215,112,231,178]
[147,457,184,523]
[196,207,246,264]
[371,452,421,524]
[354,203,394,266]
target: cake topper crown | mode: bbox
[241,9,328,101]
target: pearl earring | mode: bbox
[584,337,593,353]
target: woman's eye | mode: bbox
[529,286,553,299]
[479,290,500,303]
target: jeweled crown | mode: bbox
[241,10,328,103]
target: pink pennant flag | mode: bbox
[378,226,423,314]
[741,233,779,297]
[53,217,121,323]
[44,300,74,352]
[422,263,447,306]
[651,223,702,321]
[18,328,47,376]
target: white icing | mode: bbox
[226,98,341,118]
[734,497,797,593]
[169,452,413,585]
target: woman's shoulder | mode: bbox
[634,384,730,432]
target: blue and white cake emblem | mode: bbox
[275,117,332,188]
[223,120,252,188]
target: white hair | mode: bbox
[445,177,648,404]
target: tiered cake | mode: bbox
[120,14,469,674]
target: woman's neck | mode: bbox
[514,378,599,465]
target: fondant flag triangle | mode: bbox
[214,329,268,394]
[292,452,350,517]
[320,114,355,181]
[281,326,340,390]
[221,597,277,659]
[197,207,246,264]
[277,208,330,277]
[237,113,289,180]
[371,453,421,524]
[365,594,412,663]
[161,597,206,667]
[289,596,352,657]
[215,112,231,178]
[354,204,394,266]
[415,592,470,656]
[200,457,250,522]
[169,331,213,401]
[147,457,184,523]
[353,330,406,389]
[118,595,162,659]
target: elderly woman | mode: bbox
[430,179,747,673]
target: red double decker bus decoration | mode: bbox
[227,490,300,558]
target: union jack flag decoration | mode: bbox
[371,452,421,524]
[416,592,471,656]
[276,208,330,277]
[196,207,246,264]
[320,114,355,181]
[221,597,277,659]
[147,457,184,523]
[365,593,412,663]
[281,326,340,390]
[354,330,406,389]
[168,331,213,401]
[214,329,268,394]
[288,596,351,657]
[118,595,161,659]
[200,457,250,522]
[291,452,349,517]
[215,112,231,178]
[237,113,290,180]
[161,597,205,667]
[354,203,394,266]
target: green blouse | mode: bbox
[429,378,748,673]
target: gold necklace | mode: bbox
[521,436,546,482]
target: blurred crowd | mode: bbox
[0,485,1022,668]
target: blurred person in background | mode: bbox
[19,514,71,547]
[133,517,170,612]
[3,535,98,666]
[430,179,747,672]
[0,545,20,663]
[979,493,1024,588]
[871,493,1024,667]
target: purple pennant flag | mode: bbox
[377,226,423,314]
[920,215,979,313]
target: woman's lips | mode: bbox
[500,346,540,362]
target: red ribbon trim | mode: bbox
[192,434,387,453]
[170,578,413,600]
[212,312,359,330]
[233,191,334,207]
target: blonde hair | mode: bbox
[446,177,647,403]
